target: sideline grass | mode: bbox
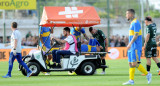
[0,59,160,86]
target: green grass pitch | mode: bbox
[0,59,160,86]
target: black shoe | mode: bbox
[51,63,56,68]
[56,64,61,68]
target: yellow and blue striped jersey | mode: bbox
[129,18,142,50]
[39,26,51,49]
[70,27,86,41]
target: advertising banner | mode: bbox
[0,0,36,10]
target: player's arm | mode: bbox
[81,28,89,41]
[144,33,150,48]
[99,30,108,52]
[52,37,67,44]
[127,33,139,50]
[40,34,44,45]
[144,27,151,50]
[13,39,17,49]
[39,28,44,45]
[105,38,108,52]
[5,43,11,47]
[50,27,54,34]
[83,33,89,41]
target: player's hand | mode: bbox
[13,49,17,56]
[51,37,55,40]
[143,47,146,50]
[143,43,146,50]
[126,44,131,51]
[100,46,103,49]
[105,47,108,52]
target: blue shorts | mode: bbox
[128,50,141,62]
[91,47,97,52]
[81,44,97,52]
[81,44,88,52]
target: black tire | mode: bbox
[21,68,27,76]
[80,62,96,75]
[27,62,40,76]
[75,68,82,75]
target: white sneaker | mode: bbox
[100,71,106,75]
[122,80,134,85]
[146,73,152,84]
[45,72,51,75]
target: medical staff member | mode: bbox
[2,22,32,78]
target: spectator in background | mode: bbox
[6,37,11,43]
[0,37,3,43]
[21,38,26,45]
[26,31,32,39]
[31,36,38,46]
[124,36,129,46]
[26,36,32,46]
[110,39,115,47]
[120,35,126,47]
[115,35,121,47]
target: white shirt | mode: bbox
[11,29,22,53]
[64,35,76,54]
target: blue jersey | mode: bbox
[129,18,142,51]
[70,27,86,41]
[39,26,51,49]
[81,39,100,52]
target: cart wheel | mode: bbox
[27,62,40,76]
[21,68,27,76]
[80,62,95,75]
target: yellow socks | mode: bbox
[129,67,135,80]
[137,64,148,75]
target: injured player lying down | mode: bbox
[81,37,103,52]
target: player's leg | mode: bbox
[145,46,152,73]
[123,52,134,85]
[152,57,160,75]
[16,53,33,77]
[151,46,160,75]
[96,46,101,52]
[100,45,106,74]
[135,50,148,75]
[51,50,57,67]
[2,52,16,78]
[55,50,73,68]
[135,50,152,84]
[101,56,106,74]
[146,58,151,72]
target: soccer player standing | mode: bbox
[144,16,160,75]
[2,22,33,78]
[123,9,152,85]
[89,27,108,74]
[39,26,53,75]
